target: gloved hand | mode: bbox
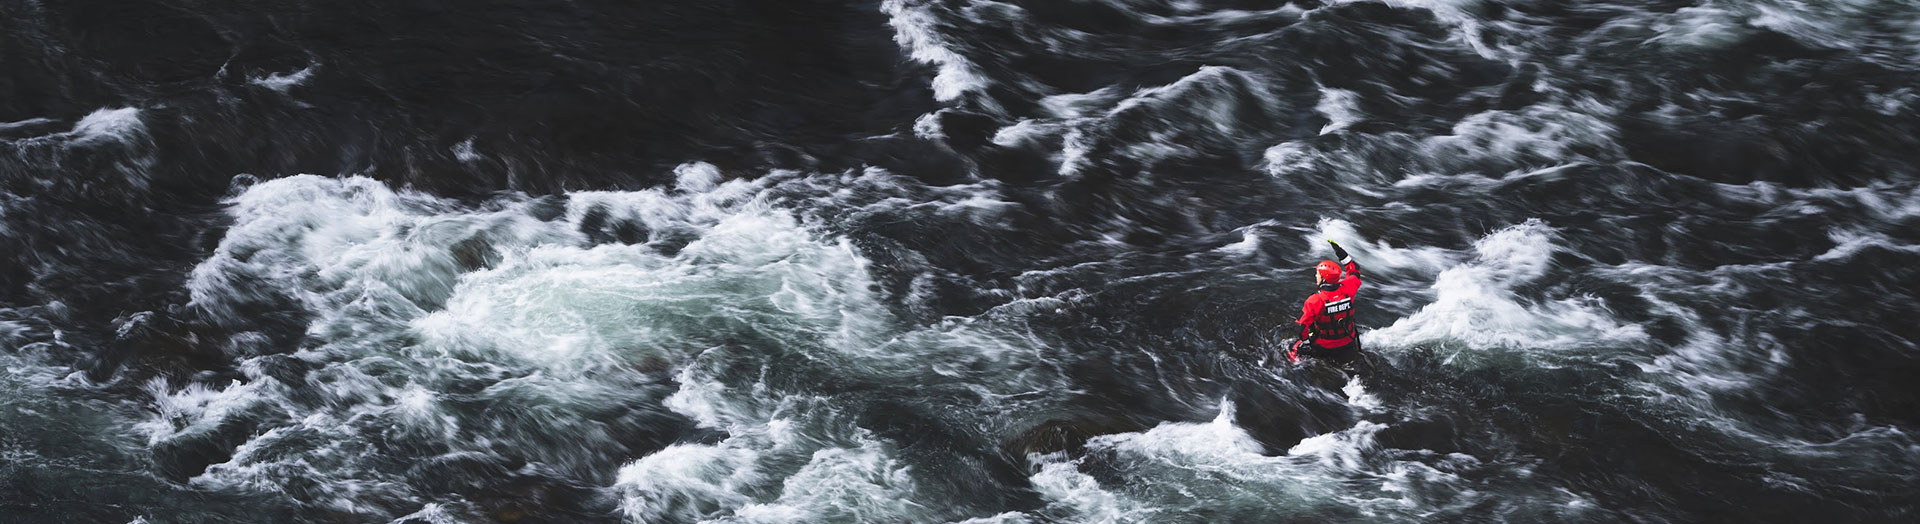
[1328,239,1350,262]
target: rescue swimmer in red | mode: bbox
[1289,239,1361,363]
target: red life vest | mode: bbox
[1309,291,1357,347]
[1297,267,1361,349]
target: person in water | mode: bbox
[1290,240,1361,363]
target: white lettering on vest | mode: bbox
[1324,298,1351,314]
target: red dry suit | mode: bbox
[1296,251,1361,350]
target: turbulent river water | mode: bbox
[4,0,1920,522]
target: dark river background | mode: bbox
[3,0,1918,522]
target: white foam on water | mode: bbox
[0,116,57,131]
[411,207,871,375]
[1364,220,1647,358]
[1639,6,1751,50]
[912,112,948,141]
[1343,377,1382,412]
[158,171,811,509]
[157,169,1074,520]
[251,66,315,93]
[1747,181,1920,222]
[0,318,28,349]
[883,0,992,103]
[385,503,470,524]
[675,161,725,193]
[1285,421,1387,471]
[1424,102,1622,171]
[7,107,157,185]
[626,312,1069,521]
[1335,0,1500,59]
[1025,400,1546,521]
[70,107,146,144]
[728,437,926,523]
[946,511,1034,524]
[1109,66,1276,127]
[1096,401,1266,460]
[1260,141,1320,178]
[614,444,763,522]
[135,378,273,447]
[1027,453,1159,523]
[1303,218,1459,276]
[1315,87,1364,135]
[450,138,482,163]
[1047,66,1289,179]
[1035,87,1123,121]
[1815,228,1920,261]
[1746,0,1908,53]
[1865,88,1914,117]
[1056,128,1096,179]
[614,415,946,523]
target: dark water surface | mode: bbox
[3,0,1918,522]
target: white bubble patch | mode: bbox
[1364,219,1647,360]
[150,169,1071,521]
[1008,399,1586,522]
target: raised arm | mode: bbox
[1330,240,1358,275]
[1329,240,1361,294]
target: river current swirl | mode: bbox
[3,0,1918,522]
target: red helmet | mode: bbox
[1315,260,1342,283]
